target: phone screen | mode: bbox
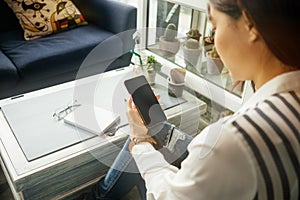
[124,75,167,128]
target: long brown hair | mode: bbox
[209,0,300,69]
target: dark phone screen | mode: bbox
[124,75,167,127]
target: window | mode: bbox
[145,0,245,98]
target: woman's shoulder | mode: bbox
[221,90,299,151]
[194,90,299,151]
[237,90,298,120]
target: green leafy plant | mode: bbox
[146,55,162,73]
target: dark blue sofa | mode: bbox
[0,0,137,99]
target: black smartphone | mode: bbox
[124,75,167,128]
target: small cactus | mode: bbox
[204,29,215,45]
[208,46,220,58]
[185,38,200,49]
[186,29,201,41]
[164,23,177,42]
[208,29,215,43]
[170,68,186,84]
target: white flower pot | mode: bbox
[206,53,224,75]
[167,77,185,97]
[183,44,202,67]
[159,36,180,56]
[146,71,156,86]
[203,43,214,52]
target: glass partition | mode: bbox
[146,0,244,97]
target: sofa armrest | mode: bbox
[74,0,137,34]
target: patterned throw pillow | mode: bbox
[4,0,88,40]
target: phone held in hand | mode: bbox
[124,75,167,128]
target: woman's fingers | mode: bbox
[127,96,134,109]
[127,96,138,111]
[155,93,161,100]
[127,99,144,125]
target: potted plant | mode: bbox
[146,55,162,85]
[159,23,180,56]
[170,67,186,84]
[203,29,215,52]
[183,38,202,68]
[168,68,186,97]
[206,45,224,75]
[186,28,201,41]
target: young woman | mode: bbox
[84,0,299,199]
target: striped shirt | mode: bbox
[132,71,300,200]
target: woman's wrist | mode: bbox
[129,137,157,152]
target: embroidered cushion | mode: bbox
[4,0,88,40]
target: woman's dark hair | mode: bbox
[209,0,300,69]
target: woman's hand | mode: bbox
[126,96,148,139]
[126,92,161,139]
[126,93,160,151]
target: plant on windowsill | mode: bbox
[183,37,202,68]
[203,29,215,52]
[146,55,162,85]
[186,28,201,42]
[168,67,186,97]
[159,23,180,57]
[170,67,186,84]
[206,45,224,75]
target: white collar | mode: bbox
[239,70,300,112]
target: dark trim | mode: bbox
[264,100,300,143]
[274,94,300,125]
[289,91,300,105]
[244,114,290,200]
[232,121,274,200]
[255,107,299,198]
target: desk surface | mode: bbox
[2,70,187,162]
[0,66,207,200]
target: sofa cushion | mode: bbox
[4,0,88,40]
[0,0,20,31]
[0,50,19,89]
[0,24,123,82]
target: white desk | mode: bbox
[0,66,206,200]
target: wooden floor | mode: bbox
[0,167,141,200]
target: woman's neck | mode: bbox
[253,59,298,90]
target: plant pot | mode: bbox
[203,37,214,52]
[183,44,202,67]
[168,77,184,97]
[159,36,180,56]
[146,71,156,86]
[203,43,214,52]
[206,53,224,75]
